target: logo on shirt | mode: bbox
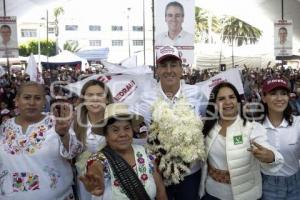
[233,135,243,145]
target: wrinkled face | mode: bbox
[15,86,45,119]
[83,85,108,114]
[279,28,287,43]
[216,87,238,120]
[157,59,182,91]
[105,120,133,152]
[262,89,289,114]
[165,6,184,33]
[0,27,11,43]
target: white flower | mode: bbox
[147,97,206,185]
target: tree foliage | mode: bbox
[63,40,81,52]
[18,40,56,56]
[222,16,262,46]
[195,7,262,46]
[54,7,65,37]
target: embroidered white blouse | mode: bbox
[92,144,157,200]
[0,115,82,200]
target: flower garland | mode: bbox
[147,97,206,185]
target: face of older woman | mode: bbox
[216,87,238,120]
[16,85,45,120]
[105,120,133,152]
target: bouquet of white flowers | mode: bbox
[147,97,206,185]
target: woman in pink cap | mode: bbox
[260,76,300,199]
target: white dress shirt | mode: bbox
[155,30,194,64]
[155,30,194,47]
[262,116,300,176]
[129,80,207,125]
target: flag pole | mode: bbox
[152,0,156,78]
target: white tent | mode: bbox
[195,44,276,69]
[44,50,89,70]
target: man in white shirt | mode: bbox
[130,46,207,200]
[156,1,194,47]
[155,1,194,64]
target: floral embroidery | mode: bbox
[12,172,39,192]
[43,166,61,189]
[0,170,8,195]
[136,151,148,186]
[113,180,120,187]
[102,159,111,179]
[141,174,148,181]
[2,118,53,155]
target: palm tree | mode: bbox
[63,41,81,52]
[195,7,221,43]
[221,16,262,67]
[53,7,65,54]
[221,16,262,46]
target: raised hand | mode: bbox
[79,161,104,196]
[53,101,73,137]
[248,141,275,163]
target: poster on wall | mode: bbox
[0,16,19,58]
[274,19,293,57]
[154,0,195,65]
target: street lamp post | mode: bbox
[127,7,131,57]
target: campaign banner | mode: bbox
[274,19,293,57]
[154,0,195,65]
[64,69,156,105]
[196,68,244,99]
[0,16,19,58]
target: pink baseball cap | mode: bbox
[156,46,181,64]
[262,77,290,93]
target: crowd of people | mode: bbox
[0,45,300,200]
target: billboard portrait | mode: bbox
[155,0,195,65]
[274,19,293,57]
[0,16,19,58]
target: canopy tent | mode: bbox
[41,50,89,70]
[75,48,109,61]
[195,44,276,69]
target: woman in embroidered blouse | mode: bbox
[260,77,300,200]
[79,103,167,200]
[0,81,82,200]
[200,82,284,200]
[71,79,113,200]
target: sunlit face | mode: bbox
[216,87,239,120]
[15,85,45,120]
[83,85,108,114]
[262,89,289,114]
[165,6,184,33]
[156,59,182,92]
[0,26,11,44]
[105,120,133,152]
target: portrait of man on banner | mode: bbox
[0,16,19,58]
[274,19,293,57]
[155,0,195,64]
[0,24,17,48]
